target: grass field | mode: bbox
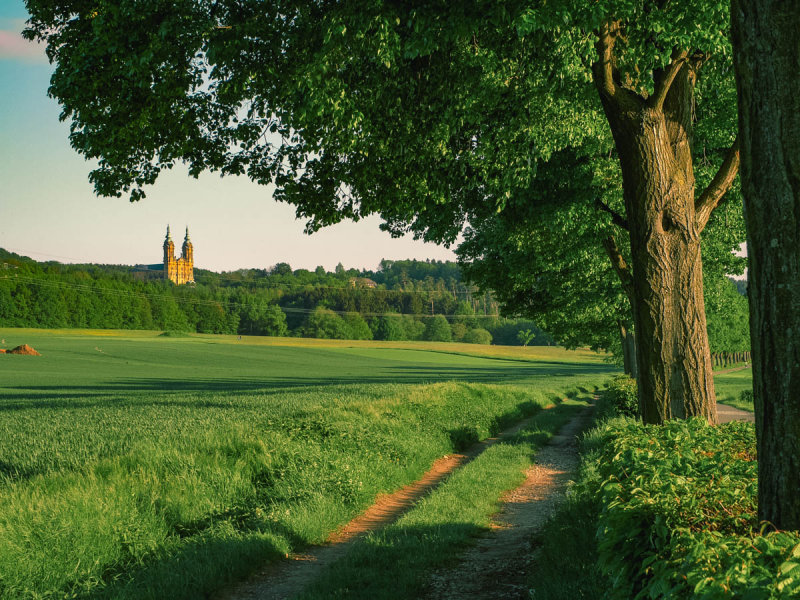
[0,328,614,599]
[714,368,754,411]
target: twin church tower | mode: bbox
[163,225,194,285]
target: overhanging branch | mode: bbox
[695,138,741,232]
[647,49,689,111]
[595,199,629,230]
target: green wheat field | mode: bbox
[0,329,750,599]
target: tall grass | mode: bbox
[0,330,613,599]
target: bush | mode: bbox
[463,328,492,345]
[605,374,638,418]
[424,315,452,342]
[587,418,800,599]
[740,389,754,405]
[450,322,468,342]
[342,312,373,340]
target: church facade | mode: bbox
[163,226,194,285]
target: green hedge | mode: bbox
[590,417,800,599]
[606,374,638,418]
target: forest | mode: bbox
[0,247,749,360]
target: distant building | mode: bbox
[164,226,194,285]
[349,277,377,289]
[131,226,194,284]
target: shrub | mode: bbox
[740,389,754,406]
[342,312,373,340]
[424,315,452,342]
[605,374,638,418]
[463,328,492,345]
[450,322,468,342]
[589,418,800,599]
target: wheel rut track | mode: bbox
[424,403,595,600]
[215,404,563,600]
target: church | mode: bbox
[163,226,194,284]
[132,226,195,284]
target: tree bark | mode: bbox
[619,320,638,380]
[732,0,800,530]
[593,40,718,424]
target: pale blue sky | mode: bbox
[0,2,456,272]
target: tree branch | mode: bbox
[592,20,622,100]
[591,21,643,112]
[648,49,689,111]
[595,199,629,230]
[695,138,741,232]
[602,235,634,303]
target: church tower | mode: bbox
[163,225,174,263]
[163,225,177,283]
[182,227,193,264]
[179,227,195,284]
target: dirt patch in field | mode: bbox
[424,403,595,600]
[216,407,556,600]
[7,344,40,356]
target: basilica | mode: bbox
[163,226,194,285]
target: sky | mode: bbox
[0,2,456,273]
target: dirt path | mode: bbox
[716,402,755,423]
[715,363,752,375]
[424,403,595,600]
[216,406,563,600]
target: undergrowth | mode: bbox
[529,389,799,600]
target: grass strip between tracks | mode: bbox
[297,397,593,600]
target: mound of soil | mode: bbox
[8,344,41,356]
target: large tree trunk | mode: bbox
[594,55,717,424]
[732,0,800,530]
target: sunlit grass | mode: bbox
[0,328,614,599]
[714,368,754,411]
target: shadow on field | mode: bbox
[1,363,610,410]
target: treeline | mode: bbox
[0,251,551,346]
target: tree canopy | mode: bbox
[24,0,743,422]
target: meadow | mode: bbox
[714,367,755,411]
[0,328,613,599]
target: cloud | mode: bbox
[0,26,47,63]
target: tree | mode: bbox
[463,328,492,345]
[371,315,405,341]
[24,1,741,423]
[424,315,452,343]
[342,311,372,340]
[302,307,350,339]
[732,0,800,529]
[459,150,746,380]
[458,151,637,373]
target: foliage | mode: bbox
[0,251,551,346]
[587,418,800,599]
[302,307,351,339]
[463,328,492,345]
[605,375,639,418]
[424,315,452,343]
[342,311,373,340]
[705,276,751,354]
[0,330,610,599]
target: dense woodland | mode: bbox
[0,249,552,346]
[0,247,748,359]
